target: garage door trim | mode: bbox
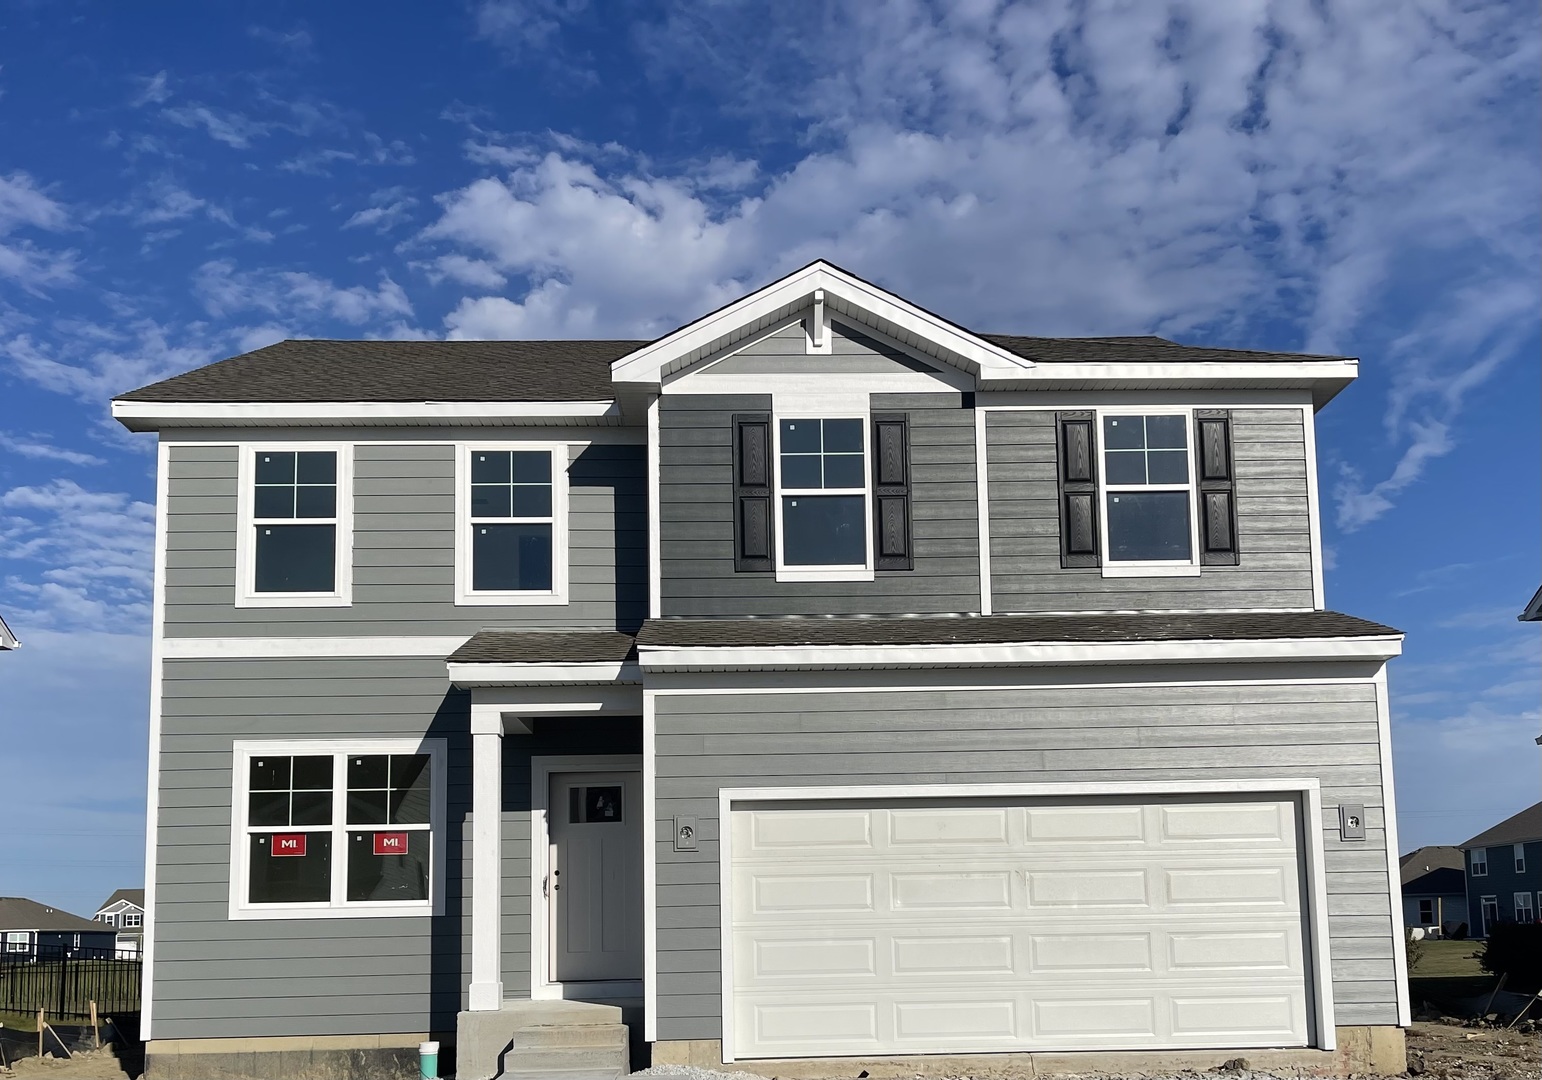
[717,778,1335,1063]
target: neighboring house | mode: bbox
[93,889,145,958]
[111,261,1411,1080]
[0,896,118,959]
[0,614,18,650]
[1520,586,1541,623]
[1399,846,1468,936]
[1461,800,1542,936]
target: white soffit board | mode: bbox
[111,399,622,431]
[609,261,1035,387]
[725,794,1314,1060]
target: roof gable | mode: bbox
[0,896,106,933]
[611,260,1036,389]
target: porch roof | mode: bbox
[448,630,638,664]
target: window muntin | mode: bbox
[776,417,869,570]
[121,913,141,928]
[1515,844,1527,874]
[457,445,567,603]
[233,742,443,918]
[1471,847,1488,876]
[253,451,338,593]
[1100,413,1196,565]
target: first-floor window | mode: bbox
[4,932,27,953]
[233,741,443,917]
[1516,893,1536,924]
[1418,899,1435,925]
[1480,895,1499,934]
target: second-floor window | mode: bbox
[456,445,569,605]
[1471,847,1488,876]
[776,417,870,576]
[1101,413,1196,567]
[1516,844,1527,874]
[238,445,352,607]
[122,912,141,928]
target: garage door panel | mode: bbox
[729,797,1313,1059]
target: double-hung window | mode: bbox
[456,445,568,604]
[1514,892,1535,924]
[1516,844,1527,874]
[237,445,352,606]
[231,740,445,919]
[1418,899,1435,925]
[1100,413,1198,572]
[1471,847,1488,877]
[775,416,870,578]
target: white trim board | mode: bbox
[163,636,468,659]
[140,439,170,1039]
[642,688,659,1042]
[714,778,1337,1062]
[1375,667,1412,1027]
[638,635,1404,671]
[113,399,622,431]
[448,661,642,687]
[647,394,662,620]
[973,404,992,616]
[529,754,644,1002]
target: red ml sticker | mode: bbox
[271,833,307,857]
[373,832,408,856]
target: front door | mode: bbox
[549,771,643,983]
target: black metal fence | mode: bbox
[0,948,141,1020]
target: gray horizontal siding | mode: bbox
[153,657,470,1040]
[162,440,645,638]
[707,319,943,374]
[154,655,642,1040]
[658,392,980,617]
[987,408,1317,612]
[653,675,1397,1042]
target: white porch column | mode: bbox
[468,724,504,1011]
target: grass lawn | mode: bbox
[0,1010,38,1031]
[1408,937,1496,1006]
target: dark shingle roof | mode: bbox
[448,631,638,664]
[1399,846,1466,888]
[0,897,107,933]
[96,889,144,911]
[116,333,1351,405]
[115,339,646,403]
[635,611,1398,648]
[1463,801,1542,848]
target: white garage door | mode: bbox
[728,794,1313,1060]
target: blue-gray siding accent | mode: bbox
[162,440,646,637]
[703,319,946,375]
[658,393,980,617]
[153,655,640,1039]
[652,674,1398,1041]
[986,408,1317,612]
[1465,841,1542,933]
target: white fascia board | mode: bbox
[0,616,17,650]
[638,635,1404,671]
[985,359,1358,396]
[111,399,620,431]
[447,661,642,687]
[610,261,1032,387]
[163,636,468,659]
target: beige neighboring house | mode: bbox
[93,888,146,959]
[0,615,18,650]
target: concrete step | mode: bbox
[510,1023,629,1049]
[499,998,623,1027]
[497,1043,628,1072]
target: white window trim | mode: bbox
[1471,847,1488,876]
[1479,895,1499,936]
[454,442,571,606]
[4,932,29,952]
[1514,892,1535,922]
[1515,843,1526,874]
[1096,409,1202,578]
[235,443,354,608]
[228,738,446,920]
[772,411,874,583]
[122,913,142,928]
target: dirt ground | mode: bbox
[0,1045,140,1079]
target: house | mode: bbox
[1520,586,1541,622]
[0,614,18,650]
[93,889,146,958]
[0,897,118,960]
[111,261,1410,1080]
[1399,846,1468,936]
[1460,800,1542,936]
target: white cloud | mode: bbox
[474,0,588,51]
[0,172,77,288]
[161,103,270,149]
[5,434,105,466]
[3,319,220,403]
[194,259,415,325]
[343,187,418,233]
[420,253,507,289]
[130,70,171,107]
[426,0,1537,529]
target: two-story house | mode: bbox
[1461,801,1542,936]
[112,262,1410,1080]
[94,889,146,958]
[1398,846,1468,937]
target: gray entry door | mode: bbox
[549,771,644,983]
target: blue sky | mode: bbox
[0,1,1537,918]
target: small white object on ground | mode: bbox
[631,1067,776,1080]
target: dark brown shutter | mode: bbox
[732,414,774,572]
[1195,409,1239,565]
[1056,411,1100,567]
[872,413,912,571]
